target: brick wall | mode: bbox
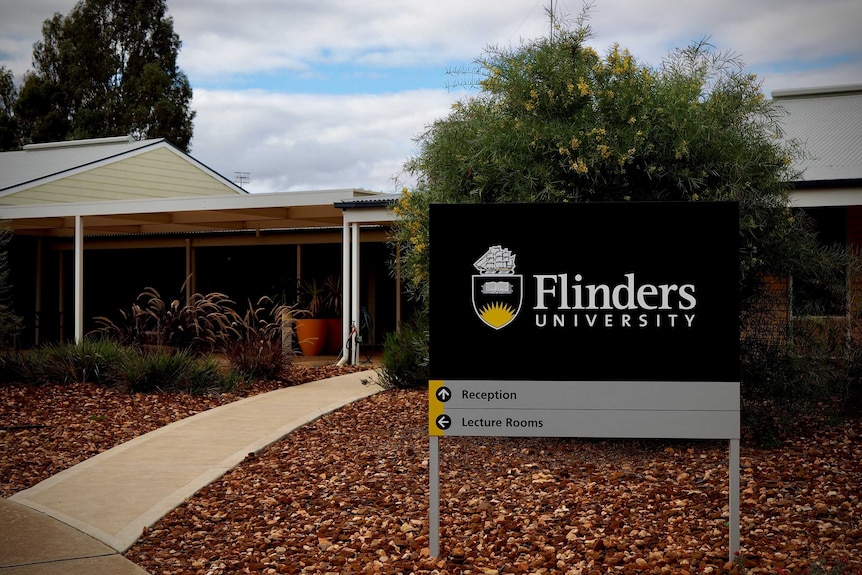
[741,274,790,345]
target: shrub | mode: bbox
[377,319,428,389]
[19,339,240,395]
[0,225,22,349]
[115,347,187,393]
[23,339,130,386]
[388,13,862,437]
[740,288,862,445]
[116,347,239,395]
[185,356,241,395]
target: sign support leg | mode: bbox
[729,438,740,561]
[429,435,440,558]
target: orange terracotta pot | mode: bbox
[295,318,328,356]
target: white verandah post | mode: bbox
[74,215,84,344]
[342,221,350,359]
[351,222,360,364]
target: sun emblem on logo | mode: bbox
[472,246,523,330]
[478,301,518,329]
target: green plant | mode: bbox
[17,336,241,395]
[377,319,428,389]
[117,347,187,393]
[183,356,241,395]
[322,275,343,317]
[388,9,854,419]
[299,278,326,318]
[116,347,238,395]
[23,339,129,386]
[92,287,302,384]
[739,269,862,445]
[0,225,22,348]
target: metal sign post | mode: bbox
[730,438,741,558]
[429,436,440,559]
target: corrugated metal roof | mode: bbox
[0,188,384,236]
[773,85,862,182]
[334,192,401,209]
[0,136,163,192]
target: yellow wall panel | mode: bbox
[3,148,240,205]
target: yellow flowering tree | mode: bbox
[386,11,852,402]
[396,13,821,302]
[390,186,431,303]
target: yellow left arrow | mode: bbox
[429,380,446,436]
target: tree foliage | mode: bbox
[396,12,835,305]
[0,226,22,348]
[0,67,18,151]
[13,0,195,151]
[388,10,852,397]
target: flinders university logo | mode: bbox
[472,246,523,330]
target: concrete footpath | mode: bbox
[1,370,383,574]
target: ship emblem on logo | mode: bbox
[472,245,523,330]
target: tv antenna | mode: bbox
[234,171,251,187]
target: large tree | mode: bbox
[14,0,195,151]
[386,12,853,403]
[0,66,18,151]
[0,225,22,348]
[396,15,832,305]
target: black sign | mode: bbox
[429,202,739,382]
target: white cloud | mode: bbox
[4,0,860,87]
[0,0,75,77]
[169,0,549,81]
[1,0,860,192]
[190,88,458,193]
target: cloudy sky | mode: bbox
[1,0,860,194]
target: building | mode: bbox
[782,84,862,329]
[0,136,402,359]
[1,84,859,354]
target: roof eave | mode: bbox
[791,178,862,190]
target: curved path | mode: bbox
[1,371,383,574]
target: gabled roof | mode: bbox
[0,135,247,203]
[774,84,862,183]
[0,135,387,237]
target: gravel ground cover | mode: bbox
[0,364,363,497]
[2,369,860,574]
